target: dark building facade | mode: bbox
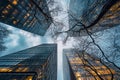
[63,49,120,80]
[0,0,52,36]
[0,44,57,80]
[68,0,120,36]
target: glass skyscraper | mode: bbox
[68,0,120,36]
[0,44,57,80]
[0,0,52,36]
[63,49,120,80]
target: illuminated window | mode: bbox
[95,61,100,63]
[110,1,120,12]
[12,0,18,5]
[0,68,12,72]
[25,76,33,80]
[27,13,30,16]
[6,4,12,9]
[75,72,81,80]
[22,67,29,72]
[15,67,28,72]
[24,13,30,19]
[13,20,17,25]
[2,9,8,14]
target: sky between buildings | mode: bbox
[0,0,120,80]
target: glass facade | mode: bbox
[63,51,71,80]
[0,44,57,80]
[68,0,120,36]
[0,0,52,36]
[63,49,120,80]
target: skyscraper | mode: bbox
[0,44,57,80]
[63,49,76,80]
[0,0,52,36]
[68,0,120,36]
[63,49,120,80]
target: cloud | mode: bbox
[5,34,19,47]
[18,30,41,47]
[0,24,43,56]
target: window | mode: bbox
[25,76,33,80]
[0,68,12,72]
[2,9,8,14]
[12,0,18,5]
[24,13,30,19]
[6,4,12,9]
[13,20,17,25]
[15,67,28,72]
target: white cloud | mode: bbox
[18,30,42,47]
[5,34,19,47]
[25,36,41,47]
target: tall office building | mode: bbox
[63,49,76,80]
[63,49,120,80]
[0,0,52,36]
[68,0,120,36]
[0,44,57,80]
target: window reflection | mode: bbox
[6,4,12,9]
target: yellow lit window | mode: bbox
[13,20,17,25]
[12,0,18,5]
[110,1,120,11]
[22,67,28,72]
[24,13,30,19]
[25,76,33,80]
[75,72,81,77]
[27,13,30,16]
[75,72,82,80]
[6,4,12,9]
[95,61,100,64]
[15,67,23,72]
[2,10,8,14]
[0,68,12,72]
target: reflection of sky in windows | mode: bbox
[0,62,20,66]
[0,54,33,67]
